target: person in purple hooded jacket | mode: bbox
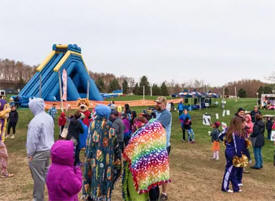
[46,140,82,201]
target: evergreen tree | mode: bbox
[257,86,264,97]
[238,88,247,98]
[152,84,161,95]
[139,76,150,95]
[108,78,120,93]
[122,80,129,94]
[160,82,169,96]
[133,83,139,95]
[263,85,273,94]
[96,77,105,92]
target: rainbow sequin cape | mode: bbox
[123,119,170,194]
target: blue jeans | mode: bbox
[253,147,263,168]
[187,129,195,141]
[267,129,271,140]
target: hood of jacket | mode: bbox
[95,104,111,119]
[51,140,74,166]
[28,98,45,116]
[245,114,252,122]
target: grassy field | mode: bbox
[1,98,275,201]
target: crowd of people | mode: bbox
[212,106,271,193]
[23,97,172,201]
[176,101,273,193]
[1,94,275,200]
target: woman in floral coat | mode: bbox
[82,105,121,201]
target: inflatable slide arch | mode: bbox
[19,44,103,106]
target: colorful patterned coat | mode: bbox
[82,116,121,201]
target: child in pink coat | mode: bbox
[245,114,253,136]
[46,140,82,201]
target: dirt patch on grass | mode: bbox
[1,142,274,201]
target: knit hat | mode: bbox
[215,121,221,128]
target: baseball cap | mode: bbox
[155,96,167,104]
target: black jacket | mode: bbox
[67,118,84,142]
[211,128,220,142]
[251,119,265,147]
[250,110,261,123]
[8,110,18,124]
[266,120,273,131]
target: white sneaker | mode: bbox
[11,135,15,139]
[226,189,233,193]
[238,183,243,187]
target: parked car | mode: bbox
[0,89,5,97]
[5,88,17,94]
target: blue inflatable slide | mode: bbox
[19,44,103,107]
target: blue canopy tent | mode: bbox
[200,92,220,108]
[178,91,202,110]
[176,91,220,110]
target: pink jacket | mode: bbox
[245,114,254,136]
[46,140,82,201]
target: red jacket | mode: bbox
[58,112,66,126]
[81,110,92,127]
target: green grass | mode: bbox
[2,97,275,201]
[6,97,275,163]
[169,98,275,162]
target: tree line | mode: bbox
[223,79,275,98]
[0,59,36,89]
[1,58,274,97]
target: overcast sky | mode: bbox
[1,0,275,86]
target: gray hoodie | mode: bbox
[112,117,125,142]
[26,98,54,156]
